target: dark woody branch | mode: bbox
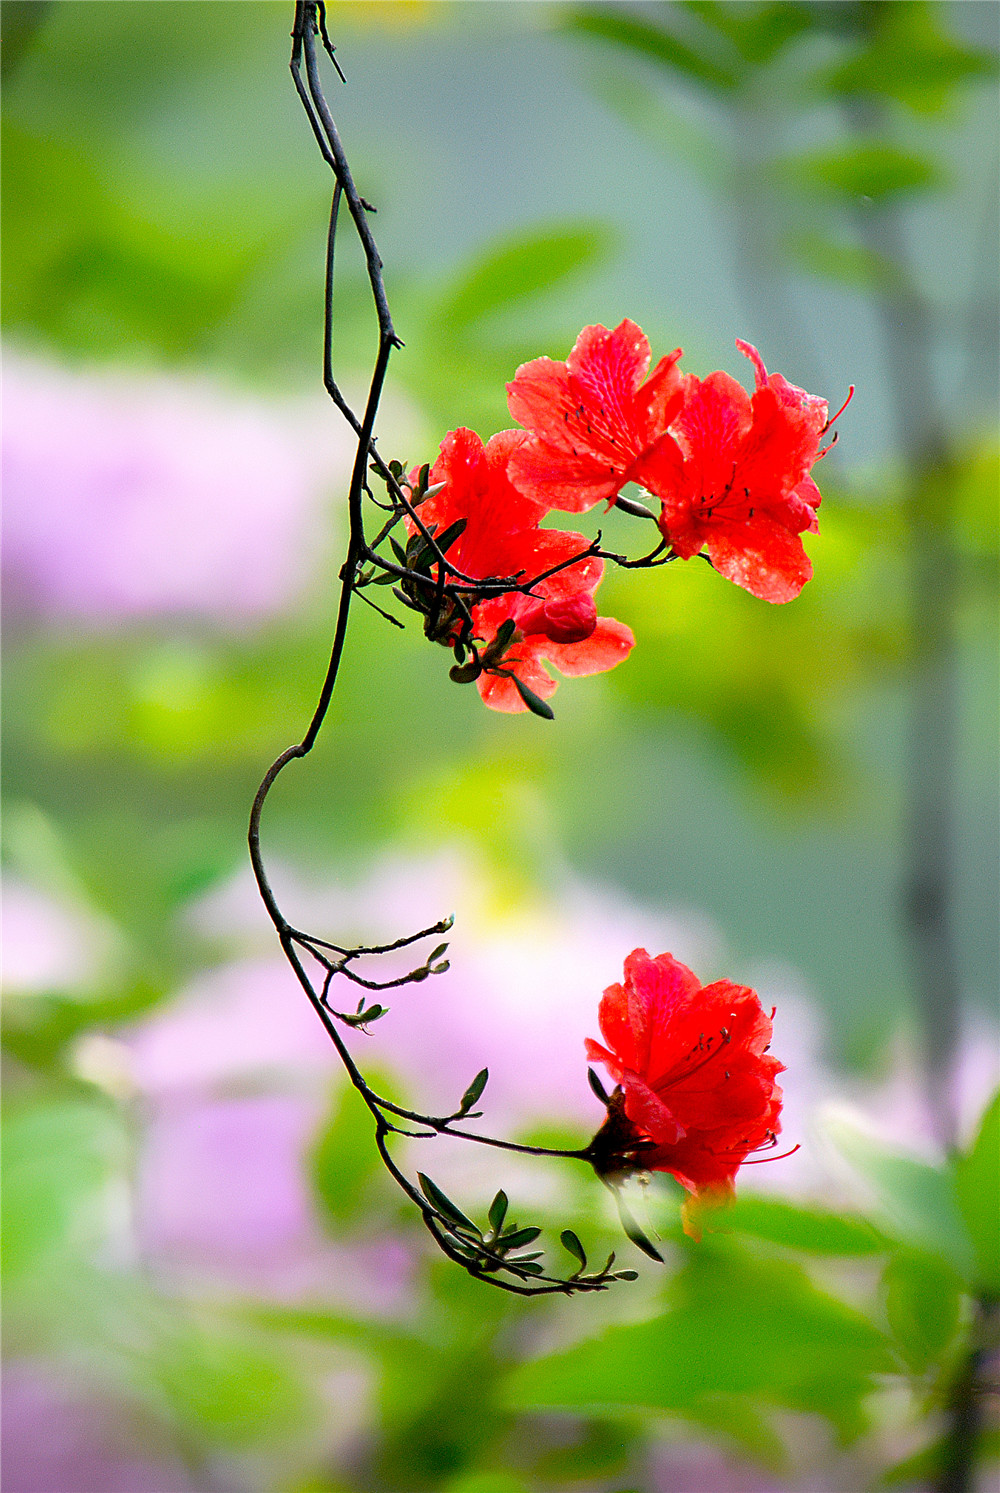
[247,1,654,1295]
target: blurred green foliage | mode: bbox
[3,2,998,1490]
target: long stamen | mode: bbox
[740,1143,801,1164]
[821,385,854,432]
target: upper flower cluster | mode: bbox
[400,320,845,713]
[508,319,843,604]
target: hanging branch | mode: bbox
[250,2,823,1294]
[247,1,652,1297]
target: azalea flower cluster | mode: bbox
[389,320,845,716]
[584,948,789,1234]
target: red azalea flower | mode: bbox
[585,948,786,1212]
[633,341,835,603]
[413,428,634,713]
[506,320,684,512]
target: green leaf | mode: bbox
[435,221,616,331]
[417,1173,480,1237]
[442,1474,533,1493]
[883,1250,962,1371]
[560,1229,587,1271]
[499,1225,542,1252]
[722,1193,889,1255]
[683,1391,788,1472]
[613,1189,664,1263]
[431,518,468,558]
[561,7,740,92]
[508,1245,894,1437]
[774,143,946,201]
[492,618,517,651]
[783,230,903,293]
[821,1109,974,1280]
[820,4,999,116]
[487,1190,509,1235]
[683,0,812,67]
[458,1067,489,1115]
[587,1066,610,1104]
[952,1087,1000,1291]
[511,675,555,720]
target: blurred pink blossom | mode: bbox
[2,350,351,627]
[1,1363,199,1493]
[1,875,110,994]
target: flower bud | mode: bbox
[517,592,597,644]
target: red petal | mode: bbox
[566,319,652,430]
[505,356,575,446]
[670,371,752,496]
[540,617,634,676]
[584,1036,623,1081]
[506,322,679,513]
[596,978,641,1072]
[506,442,624,512]
[632,348,685,432]
[737,385,826,504]
[422,427,546,576]
[621,1071,685,1147]
[735,338,768,391]
[705,519,812,603]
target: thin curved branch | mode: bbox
[246,2,643,1297]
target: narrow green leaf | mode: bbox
[492,618,517,650]
[488,1191,509,1235]
[512,675,555,719]
[431,517,468,557]
[561,1229,588,1270]
[435,221,616,330]
[774,143,946,202]
[500,1225,543,1251]
[458,1067,489,1115]
[562,7,740,92]
[390,537,407,565]
[613,1190,664,1263]
[587,1066,610,1104]
[511,1260,545,1275]
[416,1173,480,1237]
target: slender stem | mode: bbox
[936,1294,999,1493]
[246,5,632,1298]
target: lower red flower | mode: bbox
[632,341,836,603]
[585,949,786,1219]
